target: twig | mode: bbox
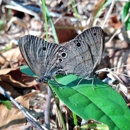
[0,86,47,130]
[44,86,52,129]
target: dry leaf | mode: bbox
[0,68,37,87]
[0,92,37,130]
[0,68,38,97]
[109,16,122,29]
[0,47,24,68]
[55,18,78,43]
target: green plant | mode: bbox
[20,66,130,130]
[0,100,11,110]
[122,2,130,30]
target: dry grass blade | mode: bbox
[101,0,115,28]
[88,0,106,27]
[106,8,130,45]
[5,17,29,34]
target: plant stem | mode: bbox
[41,0,48,41]
[45,5,59,43]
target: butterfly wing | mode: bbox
[18,35,67,82]
[18,27,104,81]
[76,27,105,72]
[60,27,104,77]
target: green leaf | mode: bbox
[0,19,4,31]
[81,121,109,130]
[72,112,78,126]
[48,74,130,130]
[20,65,37,77]
[122,2,130,30]
[0,100,11,110]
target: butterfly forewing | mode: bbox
[19,35,67,81]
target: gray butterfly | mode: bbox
[18,27,105,83]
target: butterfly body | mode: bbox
[18,27,104,83]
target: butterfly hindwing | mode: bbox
[60,39,93,76]
[76,27,105,72]
[60,27,104,77]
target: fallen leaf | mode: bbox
[0,68,37,87]
[0,68,38,97]
[0,92,37,130]
[109,16,122,29]
[0,47,24,68]
[55,18,78,43]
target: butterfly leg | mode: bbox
[85,76,95,90]
[75,77,95,90]
[92,78,95,90]
[76,74,91,90]
[75,77,84,90]
[52,77,64,89]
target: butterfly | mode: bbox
[18,27,105,83]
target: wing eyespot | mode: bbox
[59,59,63,62]
[76,42,81,47]
[61,52,67,58]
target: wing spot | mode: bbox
[61,52,67,58]
[77,43,81,47]
[59,59,63,62]
[93,33,96,36]
[43,47,46,50]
